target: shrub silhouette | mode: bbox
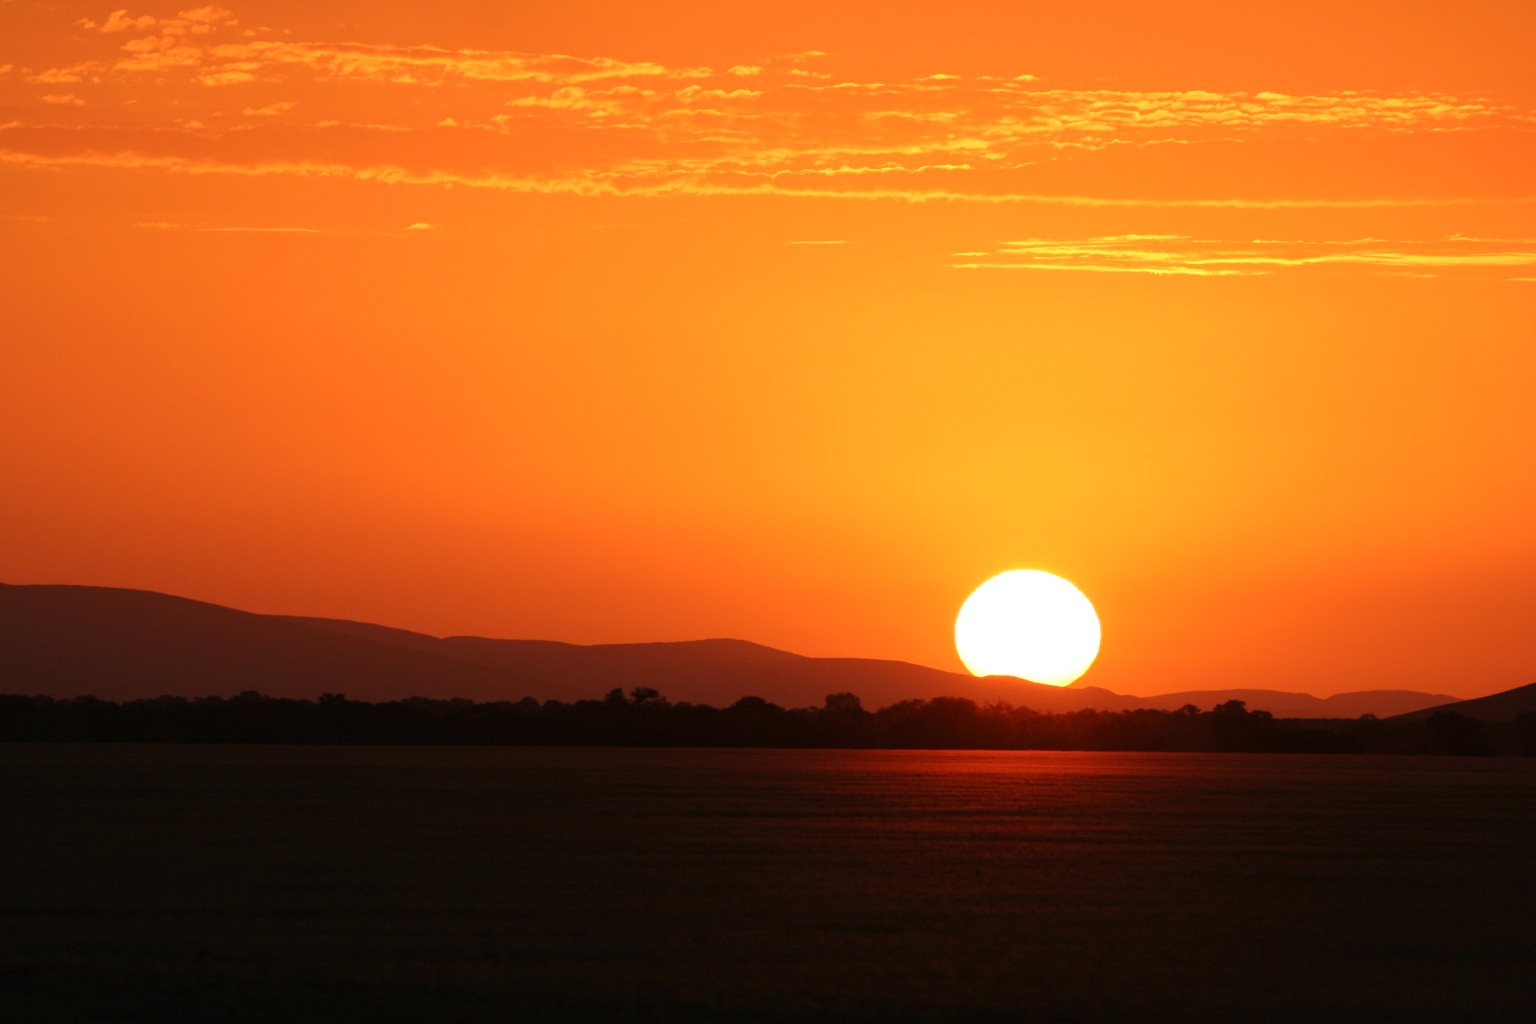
[1424,711,1493,756]
[0,691,1517,754]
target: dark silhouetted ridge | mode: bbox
[0,583,516,702]
[1134,688,1462,719]
[0,583,1474,716]
[1395,681,1536,722]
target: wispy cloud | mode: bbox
[953,234,1536,277]
[1,10,1530,207]
[206,40,711,86]
[26,61,105,84]
[241,100,294,117]
[3,139,1533,211]
[78,11,160,33]
[137,220,322,233]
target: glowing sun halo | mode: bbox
[955,570,1102,686]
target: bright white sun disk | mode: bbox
[955,570,1101,686]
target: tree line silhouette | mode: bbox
[3,689,1531,754]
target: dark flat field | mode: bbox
[3,747,1533,1022]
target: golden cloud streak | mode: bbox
[955,234,1536,277]
[3,143,1531,211]
[3,10,1530,212]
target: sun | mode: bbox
[955,570,1101,686]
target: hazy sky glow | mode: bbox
[3,1,1533,698]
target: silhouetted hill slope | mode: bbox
[0,583,1461,714]
[0,584,517,702]
[1396,681,1536,722]
[0,584,1090,707]
[281,615,1094,710]
[1133,688,1460,719]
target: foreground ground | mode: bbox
[2,746,1533,1022]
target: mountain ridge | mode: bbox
[1394,681,1536,723]
[0,582,1473,717]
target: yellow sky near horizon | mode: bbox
[2,1,1533,700]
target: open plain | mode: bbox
[2,746,1533,1021]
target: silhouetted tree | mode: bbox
[1424,711,1493,756]
[1513,713,1536,758]
[0,690,1520,754]
[820,692,871,745]
[1209,700,1278,752]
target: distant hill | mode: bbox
[0,583,1461,716]
[0,583,1117,710]
[1395,681,1536,722]
[1126,688,1464,720]
[0,584,514,703]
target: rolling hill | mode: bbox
[0,583,1465,716]
[1394,681,1536,722]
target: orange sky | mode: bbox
[2,0,1533,700]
